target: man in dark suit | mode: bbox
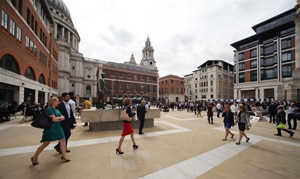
[137,100,147,135]
[54,92,76,153]
[269,102,278,123]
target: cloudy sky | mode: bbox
[63,0,295,77]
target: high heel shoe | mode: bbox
[133,145,139,150]
[61,156,71,162]
[116,148,124,154]
[31,157,39,165]
[246,138,250,143]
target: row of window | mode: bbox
[238,51,292,71]
[160,80,184,85]
[2,10,22,42]
[110,72,157,82]
[160,87,184,94]
[110,83,156,93]
[238,65,292,83]
[25,36,37,56]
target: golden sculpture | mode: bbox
[296,0,300,11]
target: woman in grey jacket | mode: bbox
[236,105,251,145]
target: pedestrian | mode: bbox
[80,98,91,126]
[216,102,222,118]
[287,102,299,130]
[54,93,76,154]
[197,102,203,117]
[207,103,214,124]
[116,98,138,154]
[31,96,70,165]
[230,102,237,120]
[274,105,294,137]
[137,100,147,135]
[269,102,277,123]
[222,105,235,141]
[236,105,250,145]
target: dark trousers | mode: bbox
[139,118,145,133]
[288,114,297,129]
[276,122,292,135]
[208,115,213,123]
[269,113,276,123]
[55,125,71,150]
[217,109,221,117]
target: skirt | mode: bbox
[121,122,134,136]
[238,123,246,131]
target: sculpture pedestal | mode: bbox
[80,108,160,131]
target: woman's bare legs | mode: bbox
[117,136,125,152]
[59,138,69,159]
[130,133,136,146]
[33,142,50,163]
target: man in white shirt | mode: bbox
[68,98,76,114]
[230,103,237,120]
[216,102,222,118]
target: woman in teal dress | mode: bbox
[31,96,70,165]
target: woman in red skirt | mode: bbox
[116,98,138,154]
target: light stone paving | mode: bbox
[0,111,299,179]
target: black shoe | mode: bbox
[139,132,144,135]
[274,134,282,136]
[246,138,250,142]
[133,145,139,150]
[66,149,71,153]
[290,132,294,137]
[288,127,292,129]
[116,149,124,155]
[292,128,296,130]
[54,146,61,154]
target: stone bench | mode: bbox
[80,108,160,131]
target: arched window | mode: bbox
[87,75,91,78]
[0,54,19,74]
[25,67,35,80]
[38,74,45,84]
[86,85,91,94]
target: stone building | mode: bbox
[0,0,59,105]
[47,0,102,103]
[184,60,234,101]
[184,73,193,101]
[159,75,185,103]
[231,7,300,101]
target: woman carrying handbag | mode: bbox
[116,98,138,154]
[236,105,251,145]
[31,96,70,165]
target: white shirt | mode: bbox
[230,105,237,113]
[63,101,71,118]
[216,103,221,109]
[68,99,76,113]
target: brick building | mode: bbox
[159,75,185,103]
[231,8,299,101]
[0,0,59,105]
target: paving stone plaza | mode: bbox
[0,110,299,179]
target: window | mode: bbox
[153,86,156,93]
[10,19,15,36]
[261,68,277,80]
[250,70,257,81]
[211,95,213,98]
[195,83,197,88]
[72,84,74,87]
[1,10,8,29]
[262,45,275,55]
[25,67,35,80]
[30,41,33,52]
[33,44,37,56]
[250,60,257,68]
[87,75,90,78]
[126,84,130,91]
[134,84,137,91]
[0,54,19,74]
[181,88,183,94]
[111,71,115,77]
[119,73,122,78]
[239,73,245,83]
[141,85,144,92]
[282,65,292,78]
[210,81,213,86]
[153,77,156,81]
[171,80,173,83]
[239,63,245,70]
[134,75,137,79]
[127,74,131,79]
[281,38,291,50]
[282,52,291,62]
[86,85,91,94]
[238,53,244,61]
[250,49,257,58]
[210,75,213,78]
[261,55,277,67]
[17,26,21,41]
[119,83,123,91]
[38,74,45,84]
[147,85,150,92]
[26,36,29,48]
[201,95,206,99]
[141,76,144,80]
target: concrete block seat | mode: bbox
[80,108,160,131]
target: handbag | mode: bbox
[120,108,132,121]
[277,123,285,129]
[31,108,56,129]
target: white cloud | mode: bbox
[64,0,295,77]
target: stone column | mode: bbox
[62,27,65,38]
[54,23,57,39]
[293,12,300,70]
[67,30,71,44]
[238,89,241,100]
[35,90,38,103]
[45,92,48,104]
[19,86,24,104]
[255,88,259,99]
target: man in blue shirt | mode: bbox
[287,102,299,130]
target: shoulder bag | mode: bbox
[31,108,56,129]
[120,107,132,121]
